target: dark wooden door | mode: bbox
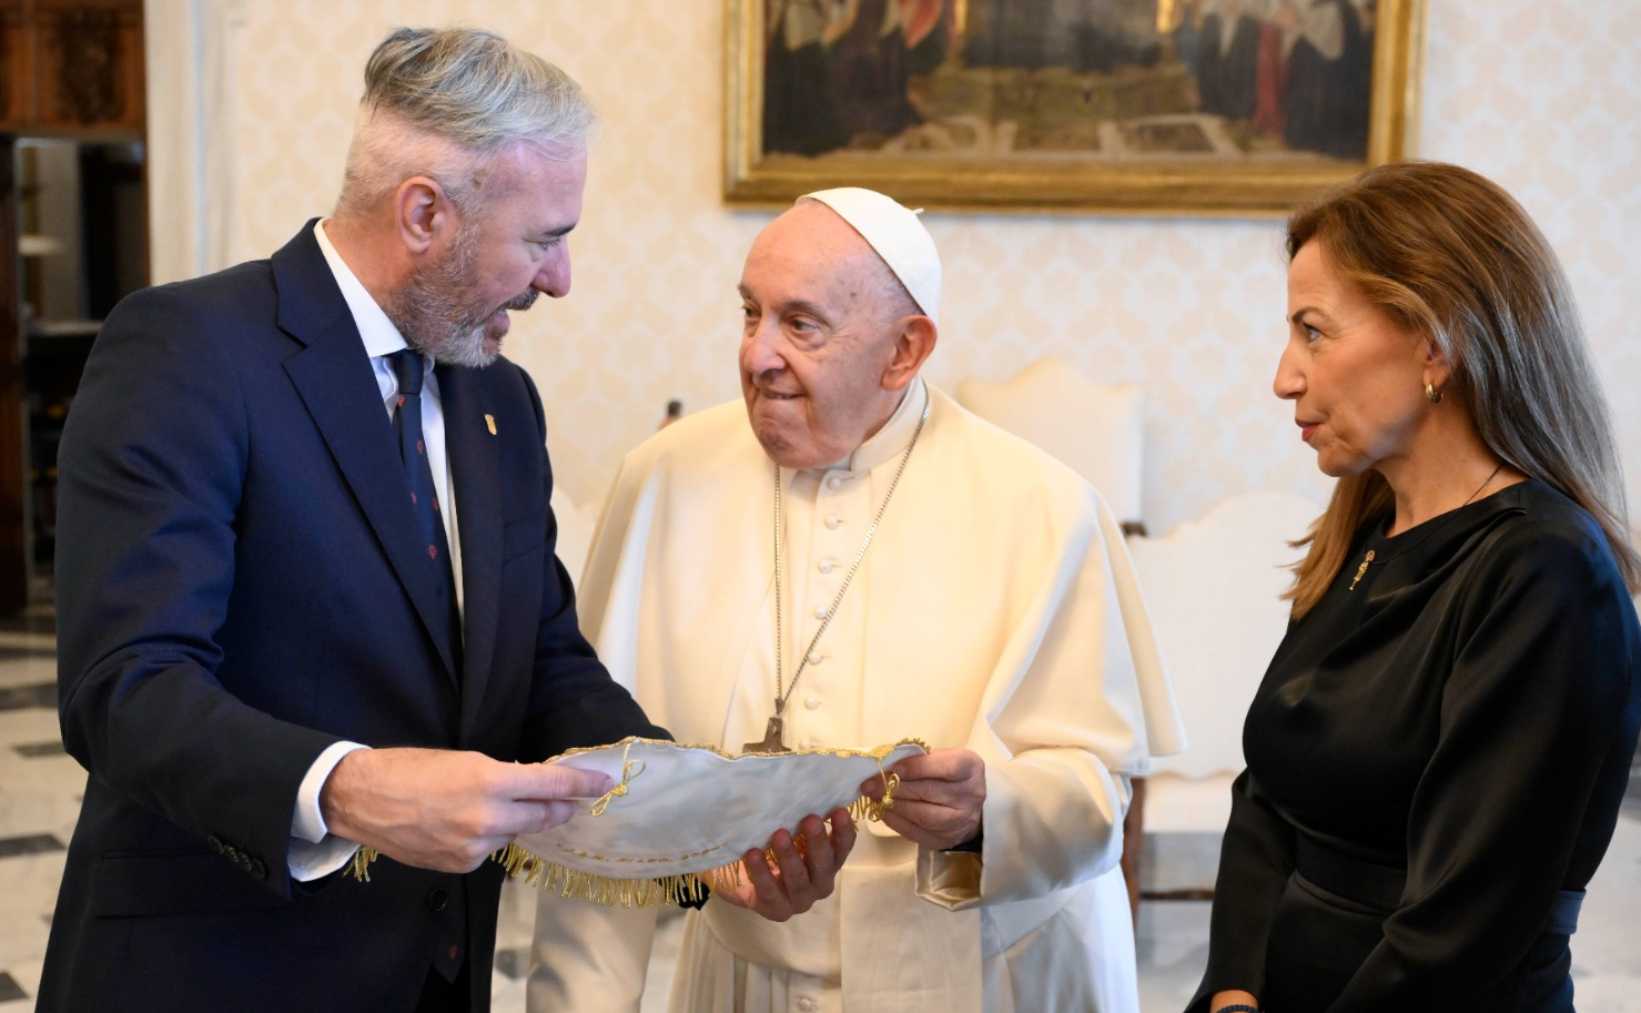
[0,135,28,613]
[0,0,145,612]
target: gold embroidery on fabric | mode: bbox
[551,842,728,865]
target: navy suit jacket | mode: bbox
[39,223,665,1012]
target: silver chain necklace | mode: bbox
[741,392,930,753]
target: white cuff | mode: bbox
[289,833,364,882]
[916,846,982,911]
[287,740,369,882]
[292,740,370,841]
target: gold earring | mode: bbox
[1424,381,1442,404]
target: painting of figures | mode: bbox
[726,0,1423,214]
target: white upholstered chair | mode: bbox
[1125,493,1320,834]
[956,358,1145,528]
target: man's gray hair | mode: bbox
[336,27,594,217]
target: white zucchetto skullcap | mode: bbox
[799,187,941,326]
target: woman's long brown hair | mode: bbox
[1284,162,1639,617]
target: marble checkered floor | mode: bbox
[3,599,1639,1011]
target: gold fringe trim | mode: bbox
[348,846,379,882]
[491,840,744,907]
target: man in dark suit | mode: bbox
[38,26,850,1013]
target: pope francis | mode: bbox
[528,188,1185,1012]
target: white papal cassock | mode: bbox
[529,380,1185,1013]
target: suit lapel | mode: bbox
[438,366,503,726]
[272,223,459,683]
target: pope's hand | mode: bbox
[861,748,986,851]
[320,747,612,873]
[713,808,857,922]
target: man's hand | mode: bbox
[713,808,856,922]
[320,747,612,873]
[860,748,985,851]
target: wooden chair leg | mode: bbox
[1121,776,1147,926]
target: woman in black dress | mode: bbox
[1193,162,1641,1012]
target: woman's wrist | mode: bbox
[1210,989,1260,1013]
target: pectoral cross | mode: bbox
[742,707,789,754]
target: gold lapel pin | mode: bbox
[484,413,497,436]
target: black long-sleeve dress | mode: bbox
[1190,479,1641,1012]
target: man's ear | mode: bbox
[393,176,451,255]
[881,315,938,392]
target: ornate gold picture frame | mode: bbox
[725,0,1424,216]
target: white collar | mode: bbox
[312,219,412,362]
[832,378,929,475]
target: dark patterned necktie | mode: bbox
[386,349,462,673]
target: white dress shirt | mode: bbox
[285,219,467,881]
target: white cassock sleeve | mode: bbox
[915,491,1175,910]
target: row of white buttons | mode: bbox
[796,475,850,755]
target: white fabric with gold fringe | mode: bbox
[349,736,926,907]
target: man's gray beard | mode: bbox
[383,229,500,369]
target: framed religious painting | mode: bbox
[724,0,1425,215]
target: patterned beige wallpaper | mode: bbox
[210,0,1640,535]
